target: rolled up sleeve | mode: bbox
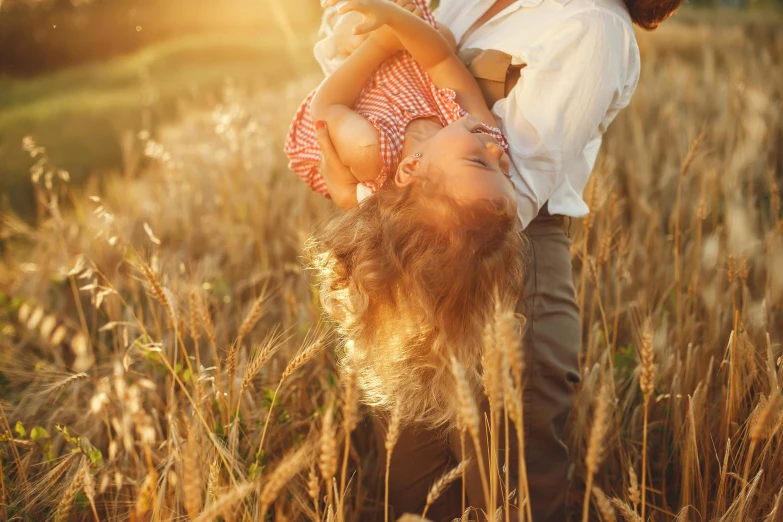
[499,10,633,228]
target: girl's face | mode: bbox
[395,115,517,214]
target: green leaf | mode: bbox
[30,426,50,442]
[261,388,280,409]
[248,461,262,480]
[87,447,103,468]
[14,421,26,439]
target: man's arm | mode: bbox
[500,11,639,227]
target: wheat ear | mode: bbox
[260,446,309,519]
[583,384,611,522]
[54,465,84,522]
[183,423,203,519]
[592,487,616,522]
[308,465,321,522]
[627,465,640,513]
[639,320,655,522]
[320,404,338,514]
[49,372,89,395]
[610,498,642,522]
[257,335,325,454]
[195,482,257,522]
[422,459,471,518]
[451,356,491,513]
[384,400,402,522]
[339,367,359,522]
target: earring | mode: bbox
[413,152,421,158]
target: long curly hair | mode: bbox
[305,178,526,428]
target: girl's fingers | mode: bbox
[413,7,423,18]
[321,0,339,7]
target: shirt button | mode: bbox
[405,109,416,114]
[392,91,400,96]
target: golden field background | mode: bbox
[1,8,783,522]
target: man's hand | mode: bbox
[369,0,424,52]
[328,0,422,36]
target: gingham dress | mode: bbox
[284,0,508,199]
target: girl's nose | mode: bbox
[485,142,505,160]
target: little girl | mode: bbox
[294,0,526,430]
[285,0,517,211]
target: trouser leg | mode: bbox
[517,216,582,522]
[373,415,463,522]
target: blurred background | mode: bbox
[0,0,323,219]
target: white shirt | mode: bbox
[436,0,641,228]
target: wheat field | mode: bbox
[0,12,782,522]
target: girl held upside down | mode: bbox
[286,0,526,429]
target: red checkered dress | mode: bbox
[284,0,507,199]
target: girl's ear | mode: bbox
[395,156,421,188]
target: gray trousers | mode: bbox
[373,212,582,522]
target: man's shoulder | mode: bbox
[558,0,635,33]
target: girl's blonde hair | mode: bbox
[306,179,526,428]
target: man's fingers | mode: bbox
[314,123,341,162]
[396,1,425,19]
[337,1,360,14]
[352,20,378,35]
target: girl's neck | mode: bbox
[402,117,442,157]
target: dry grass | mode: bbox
[0,13,782,522]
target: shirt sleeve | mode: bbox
[498,10,636,228]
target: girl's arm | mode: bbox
[309,34,396,122]
[339,0,498,126]
[309,33,398,201]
